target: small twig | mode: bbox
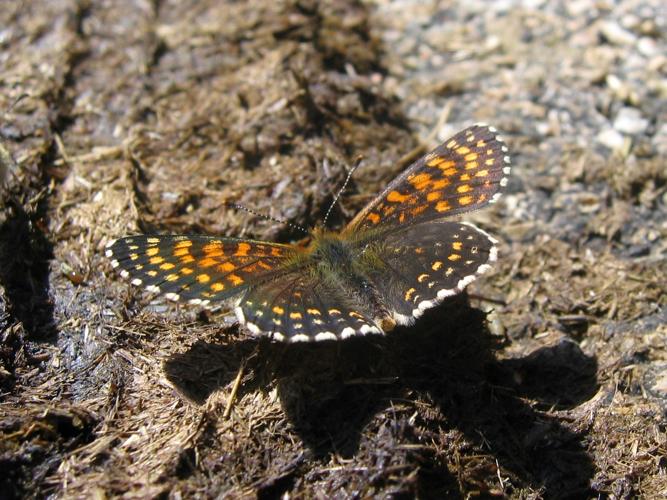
[223,361,246,419]
[467,293,507,306]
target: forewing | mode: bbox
[361,221,497,325]
[236,271,381,342]
[345,124,510,234]
[106,235,298,305]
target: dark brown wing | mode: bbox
[359,220,498,325]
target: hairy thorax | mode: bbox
[307,230,396,331]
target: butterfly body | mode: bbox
[106,124,510,342]
[304,230,395,330]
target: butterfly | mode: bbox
[106,124,510,342]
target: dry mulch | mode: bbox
[1,1,665,498]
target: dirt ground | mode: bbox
[1,0,665,498]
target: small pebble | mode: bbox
[596,128,625,150]
[613,107,649,135]
[600,21,638,46]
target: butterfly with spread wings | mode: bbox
[106,124,510,342]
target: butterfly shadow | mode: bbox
[163,295,598,497]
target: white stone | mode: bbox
[596,128,626,150]
[613,107,649,135]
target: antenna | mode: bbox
[226,202,308,235]
[323,156,363,227]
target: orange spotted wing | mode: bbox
[106,235,302,305]
[344,124,510,235]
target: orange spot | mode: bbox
[349,311,364,319]
[426,191,441,201]
[417,273,429,282]
[464,153,478,161]
[160,262,175,270]
[271,247,282,257]
[273,306,285,315]
[475,169,489,177]
[149,256,164,265]
[410,205,427,216]
[180,255,195,264]
[147,270,158,277]
[457,184,471,193]
[448,254,461,261]
[211,282,225,292]
[414,247,424,254]
[199,257,217,268]
[219,262,236,272]
[235,243,251,257]
[367,213,381,224]
[476,140,486,148]
[181,267,193,275]
[174,240,192,249]
[431,179,450,189]
[328,308,341,315]
[460,174,471,181]
[478,193,487,203]
[465,161,478,170]
[244,263,259,273]
[447,140,457,148]
[435,201,451,212]
[409,173,432,190]
[228,274,244,285]
[146,248,159,257]
[258,261,272,270]
[459,195,473,205]
[452,242,463,251]
[456,146,471,155]
[166,273,179,281]
[383,206,396,216]
[432,261,443,271]
[405,288,416,301]
[399,212,406,223]
[203,244,225,258]
[290,312,302,319]
[427,156,444,167]
[443,167,457,176]
[387,190,410,203]
[485,158,495,166]
[307,308,321,316]
[174,247,190,257]
[197,274,210,283]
